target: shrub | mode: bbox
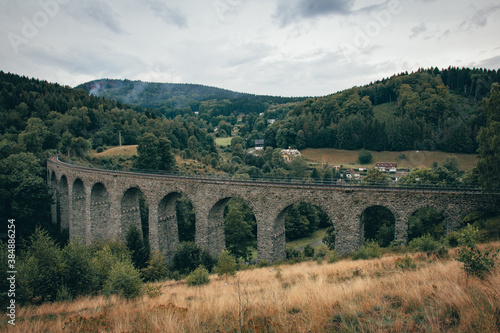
[186,265,210,286]
[96,146,104,153]
[286,248,301,259]
[455,225,499,280]
[18,228,64,303]
[104,260,143,299]
[141,250,168,282]
[327,250,340,263]
[144,283,162,298]
[395,255,417,270]
[92,242,131,289]
[315,245,328,259]
[408,234,441,253]
[303,245,315,258]
[322,226,336,250]
[172,242,215,275]
[214,250,237,279]
[358,150,373,164]
[258,260,269,268]
[352,240,382,260]
[61,240,99,297]
[126,224,150,270]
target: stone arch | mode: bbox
[273,198,334,259]
[360,205,397,247]
[71,178,87,241]
[90,182,111,242]
[157,192,183,262]
[207,195,258,260]
[121,187,148,242]
[407,204,447,241]
[59,175,70,231]
[50,171,57,225]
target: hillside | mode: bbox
[76,79,248,109]
[76,79,305,112]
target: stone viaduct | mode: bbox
[47,156,495,263]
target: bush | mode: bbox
[126,224,150,270]
[214,250,237,279]
[358,150,373,164]
[61,240,99,297]
[286,248,301,259]
[96,146,104,153]
[322,226,336,250]
[455,225,499,280]
[408,234,441,252]
[172,242,215,275]
[92,242,131,289]
[18,228,64,303]
[352,240,382,260]
[327,250,340,263]
[141,251,168,282]
[186,265,210,286]
[395,255,417,270]
[303,245,315,258]
[104,260,143,299]
[315,245,328,259]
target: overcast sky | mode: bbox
[1,0,499,97]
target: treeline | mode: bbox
[77,78,305,114]
[267,69,499,153]
[0,71,221,241]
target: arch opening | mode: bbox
[59,175,69,231]
[71,178,86,241]
[222,198,257,261]
[278,202,332,257]
[361,206,396,247]
[157,192,196,262]
[408,207,445,242]
[121,187,149,242]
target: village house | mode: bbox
[395,171,408,182]
[375,162,397,172]
[281,147,301,162]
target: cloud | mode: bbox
[410,23,427,39]
[67,1,128,35]
[274,0,354,26]
[459,5,500,30]
[472,55,500,69]
[147,0,188,28]
[23,45,145,79]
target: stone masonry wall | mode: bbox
[48,158,496,263]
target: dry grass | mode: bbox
[95,145,138,157]
[3,244,499,332]
[302,148,479,171]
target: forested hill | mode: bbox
[76,79,305,117]
[76,79,248,109]
[274,67,500,154]
[76,79,305,112]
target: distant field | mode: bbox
[302,148,478,170]
[286,228,327,251]
[95,145,138,156]
[215,137,232,146]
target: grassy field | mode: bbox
[95,145,138,156]
[302,148,479,171]
[286,228,327,251]
[4,242,499,332]
[215,137,232,147]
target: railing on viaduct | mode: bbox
[47,155,496,263]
